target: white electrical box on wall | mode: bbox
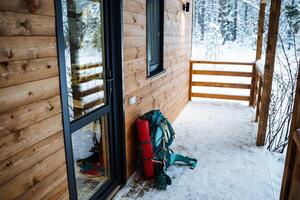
[128,96,137,105]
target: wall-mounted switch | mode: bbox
[128,96,137,105]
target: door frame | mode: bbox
[54,0,126,199]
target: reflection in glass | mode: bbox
[62,0,106,121]
[72,117,110,200]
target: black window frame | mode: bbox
[55,0,126,200]
[146,0,164,77]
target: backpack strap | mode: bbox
[156,168,172,190]
[167,153,198,169]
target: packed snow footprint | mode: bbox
[114,100,285,200]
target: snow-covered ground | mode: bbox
[114,100,285,200]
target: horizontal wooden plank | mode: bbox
[124,36,146,49]
[124,0,146,15]
[0,11,55,36]
[192,81,251,89]
[16,164,67,200]
[165,1,182,14]
[0,77,60,114]
[124,57,146,73]
[40,177,68,200]
[124,47,146,61]
[124,24,146,36]
[0,131,64,186]
[0,95,61,137]
[0,148,65,200]
[0,36,57,62]
[0,114,62,162]
[125,73,188,121]
[0,57,58,88]
[191,60,255,66]
[124,11,146,25]
[192,70,253,77]
[191,93,250,101]
[0,0,55,16]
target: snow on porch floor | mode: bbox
[114,100,285,200]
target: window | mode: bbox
[147,0,164,77]
[62,0,106,121]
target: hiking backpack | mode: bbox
[141,110,197,189]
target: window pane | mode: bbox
[72,117,110,200]
[62,0,106,121]
[147,0,161,73]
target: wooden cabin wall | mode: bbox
[123,0,192,176]
[0,1,69,200]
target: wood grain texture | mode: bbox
[192,81,251,89]
[0,0,55,16]
[0,148,65,200]
[0,131,64,186]
[192,69,253,77]
[0,1,68,199]
[191,93,250,101]
[123,0,192,176]
[0,36,57,62]
[0,95,61,137]
[255,1,266,61]
[255,77,263,122]
[0,57,58,88]
[0,12,55,36]
[0,77,60,113]
[257,0,282,146]
[280,62,300,200]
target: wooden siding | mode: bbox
[0,1,69,200]
[0,0,192,197]
[123,0,192,176]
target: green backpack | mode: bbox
[142,110,197,189]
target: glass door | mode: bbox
[55,0,125,199]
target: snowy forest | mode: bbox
[192,0,300,153]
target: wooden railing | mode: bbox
[189,0,281,147]
[189,60,257,105]
[254,60,264,122]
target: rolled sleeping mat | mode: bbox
[136,118,155,178]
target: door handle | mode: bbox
[107,78,113,97]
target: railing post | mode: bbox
[251,0,266,108]
[255,77,263,122]
[189,61,193,101]
[256,0,266,61]
[249,65,258,107]
[257,0,282,146]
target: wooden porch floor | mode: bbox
[114,100,285,200]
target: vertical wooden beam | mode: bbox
[256,0,282,146]
[249,65,257,107]
[256,0,267,61]
[189,61,193,101]
[280,63,300,200]
[251,0,267,107]
[255,77,263,122]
